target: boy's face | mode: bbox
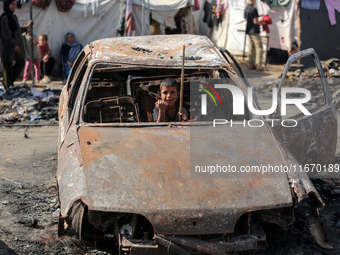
[39,36,47,46]
[160,86,178,106]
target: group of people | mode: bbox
[0,0,83,89]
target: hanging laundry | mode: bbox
[92,0,99,16]
[117,1,126,36]
[84,0,99,17]
[125,0,136,36]
[215,0,228,19]
[32,0,52,10]
[180,14,189,34]
[301,0,320,10]
[259,15,273,33]
[194,0,200,11]
[84,0,89,17]
[324,0,340,25]
[203,0,216,28]
[56,0,76,12]
[17,0,29,8]
[271,0,291,8]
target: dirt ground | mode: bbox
[0,60,339,255]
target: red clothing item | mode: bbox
[38,43,50,59]
[260,15,272,33]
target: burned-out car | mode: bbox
[57,35,337,254]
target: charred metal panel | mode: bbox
[58,124,87,217]
[77,125,292,235]
[273,106,337,165]
[274,48,337,165]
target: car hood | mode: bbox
[78,124,293,235]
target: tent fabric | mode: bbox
[211,0,298,54]
[11,0,121,74]
[132,0,189,11]
[260,0,298,51]
[211,6,229,49]
[228,0,247,10]
[226,7,247,55]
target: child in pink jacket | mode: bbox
[22,28,40,84]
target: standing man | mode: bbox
[244,0,266,71]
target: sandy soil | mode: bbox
[0,124,339,255]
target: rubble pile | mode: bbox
[0,84,61,124]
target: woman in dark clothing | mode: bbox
[0,0,32,89]
[61,32,83,80]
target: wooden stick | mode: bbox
[179,45,185,122]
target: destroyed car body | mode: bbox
[57,35,337,254]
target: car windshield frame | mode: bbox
[76,62,255,126]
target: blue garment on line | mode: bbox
[301,0,320,10]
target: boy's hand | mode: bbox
[178,112,188,122]
[155,100,166,112]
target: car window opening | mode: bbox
[83,65,250,123]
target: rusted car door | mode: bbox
[273,48,337,165]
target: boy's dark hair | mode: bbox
[160,78,178,91]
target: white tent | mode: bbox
[211,0,298,56]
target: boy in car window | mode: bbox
[153,78,188,122]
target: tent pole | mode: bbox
[124,0,127,36]
[297,4,301,64]
[243,30,246,60]
[190,6,194,34]
[142,0,145,35]
[29,0,35,86]
[147,0,150,35]
[179,45,185,122]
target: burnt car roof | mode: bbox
[88,34,230,68]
